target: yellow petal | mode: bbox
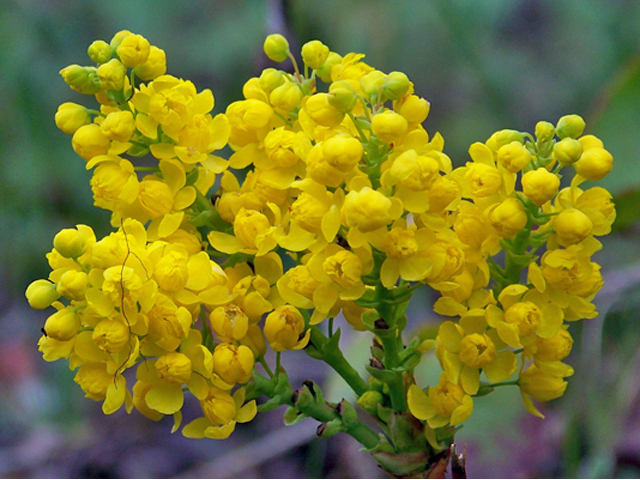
[171,411,183,434]
[521,392,545,418]
[407,384,435,421]
[158,211,184,238]
[460,365,479,395]
[450,395,473,426]
[438,321,462,353]
[204,421,236,439]
[182,417,211,438]
[483,350,517,383]
[235,400,258,423]
[145,383,184,415]
[174,186,197,211]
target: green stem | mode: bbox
[309,327,369,397]
[259,357,274,378]
[501,218,533,289]
[488,380,519,388]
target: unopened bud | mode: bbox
[556,114,586,139]
[264,34,290,62]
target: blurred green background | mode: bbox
[3,0,640,477]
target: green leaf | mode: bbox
[283,406,307,425]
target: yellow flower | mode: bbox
[263,34,290,62]
[134,45,167,80]
[213,343,254,384]
[100,110,135,143]
[554,208,593,246]
[209,304,250,342]
[74,363,130,414]
[303,93,345,127]
[97,58,127,91]
[436,317,517,395]
[487,197,528,238]
[407,375,473,429]
[342,187,403,248]
[56,270,88,300]
[26,279,61,309]
[555,114,585,139]
[574,147,613,181]
[301,40,330,69]
[306,244,368,324]
[182,387,257,439]
[553,138,583,166]
[53,224,95,259]
[92,319,130,354]
[486,287,563,348]
[72,124,110,161]
[522,168,560,206]
[371,110,408,144]
[116,33,150,68]
[380,221,433,288]
[55,103,91,134]
[43,307,81,341]
[519,365,572,418]
[497,141,531,173]
[264,305,310,351]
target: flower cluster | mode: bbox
[28,31,614,464]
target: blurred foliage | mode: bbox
[2,0,640,477]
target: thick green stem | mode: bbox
[309,327,369,397]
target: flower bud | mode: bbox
[328,81,357,113]
[210,304,249,342]
[304,93,345,127]
[316,52,342,83]
[44,308,80,341]
[97,58,127,91]
[553,138,583,166]
[322,133,363,172]
[371,110,408,144]
[323,250,363,290]
[574,147,613,181]
[554,208,593,245]
[356,390,384,415]
[535,121,555,143]
[26,279,61,309]
[92,319,130,353]
[213,343,254,384]
[520,366,569,402]
[155,352,192,384]
[488,197,528,238]
[264,305,309,351]
[534,329,573,362]
[258,68,285,95]
[269,81,303,112]
[72,124,110,160]
[555,114,586,139]
[522,168,560,206]
[109,30,133,51]
[396,95,430,124]
[134,46,167,81]
[116,33,150,68]
[578,134,604,151]
[59,65,102,94]
[342,187,402,232]
[55,102,91,134]
[137,180,174,218]
[301,40,330,69]
[56,270,88,300]
[465,163,502,197]
[74,363,112,401]
[100,110,135,142]
[263,34,290,62]
[87,40,112,64]
[233,208,271,249]
[382,71,410,101]
[486,129,524,151]
[360,70,387,100]
[497,141,531,173]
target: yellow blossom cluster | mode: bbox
[28,31,614,451]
